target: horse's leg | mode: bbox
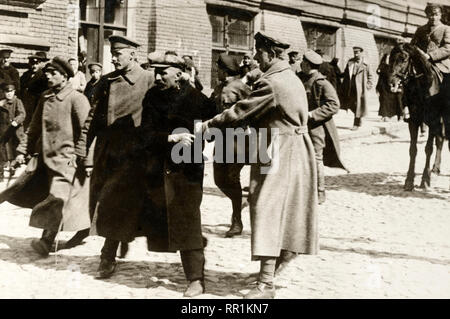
[420,132,434,189]
[405,122,418,191]
[431,134,443,175]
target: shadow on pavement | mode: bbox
[326,172,449,200]
[321,244,450,266]
[0,234,252,297]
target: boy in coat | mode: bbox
[0,83,26,181]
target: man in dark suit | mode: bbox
[0,49,20,99]
[19,52,49,130]
[411,2,450,137]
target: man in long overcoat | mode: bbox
[201,31,319,299]
[141,53,216,297]
[341,46,373,130]
[0,57,91,257]
[300,50,347,204]
[74,35,154,279]
[210,53,251,237]
[20,52,49,130]
[410,3,450,137]
[0,83,26,180]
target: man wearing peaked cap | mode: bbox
[0,48,20,98]
[0,55,92,258]
[20,52,50,130]
[201,29,319,299]
[210,53,251,239]
[141,48,216,297]
[73,31,154,280]
[341,45,373,130]
[109,35,140,50]
[300,49,347,205]
[410,1,450,137]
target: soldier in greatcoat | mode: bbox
[410,3,450,137]
[0,57,91,257]
[201,31,319,299]
[210,53,251,237]
[19,52,49,130]
[141,53,216,297]
[74,35,154,279]
[341,46,373,130]
[300,50,348,204]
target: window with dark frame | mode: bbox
[78,0,127,75]
[208,6,254,88]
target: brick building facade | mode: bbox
[0,0,447,91]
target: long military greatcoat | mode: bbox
[341,58,373,117]
[205,60,319,259]
[0,96,26,162]
[303,71,347,171]
[74,64,154,243]
[0,84,91,232]
[141,83,216,252]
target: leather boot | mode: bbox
[118,242,129,259]
[225,216,243,238]
[30,239,50,257]
[244,282,275,299]
[183,280,205,297]
[95,258,117,279]
[64,229,90,249]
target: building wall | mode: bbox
[0,0,77,69]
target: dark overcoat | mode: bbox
[0,84,91,231]
[74,64,154,242]
[141,83,216,252]
[205,61,319,259]
[303,72,347,171]
[376,55,403,118]
[341,58,373,117]
[20,69,48,129]
[0,96,25,162]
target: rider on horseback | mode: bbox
[411,2,450,137]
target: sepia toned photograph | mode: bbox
[0,0,449,302]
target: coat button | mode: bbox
[166,169,171,174]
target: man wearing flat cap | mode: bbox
[84,63,103,103]
[140,52,216,297]
[20,52,49,130]
[411,3,450,137]
[0,57,91,258]
[300,50,347,204]
[200,31,319,299]
[341,46,373,130]
[210,53,251,238]
[0,49,20,99]
[74,35,154,279]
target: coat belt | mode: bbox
[277,125,308,135]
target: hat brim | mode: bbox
[151,63,184,69]
[28,56,49,61]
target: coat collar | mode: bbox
[262,60,290,79]
[107,63,142,85]
[43,83,74,101]
[305,71,326,87]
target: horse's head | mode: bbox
[387,43,412,93]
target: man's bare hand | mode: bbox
[168,133,195,146]
[15,154,25,164]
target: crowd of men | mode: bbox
[0,2,448,299]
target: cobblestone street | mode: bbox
[0,127,449,299]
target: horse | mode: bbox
[387,43,447,191]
